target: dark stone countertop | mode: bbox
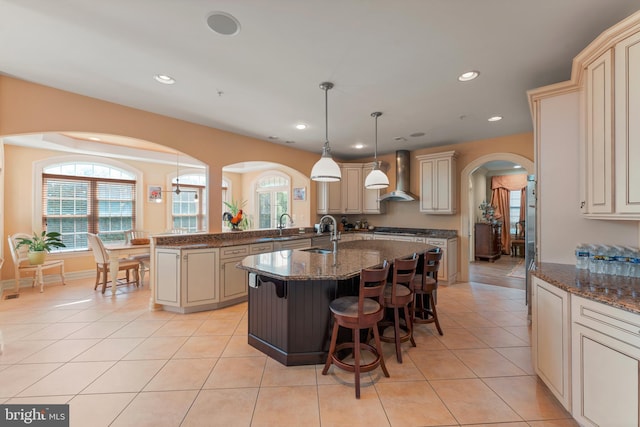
[532,262,640,315]
[237,240,436,281]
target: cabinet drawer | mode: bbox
[571,295,640,346]
[426,238,445,247]
[220,245,250,259]
[250,242,274,254]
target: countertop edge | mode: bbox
[531,262,640,315]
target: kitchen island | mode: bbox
[238,239,435,366]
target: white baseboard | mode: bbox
[0,269,95,292]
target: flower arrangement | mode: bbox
[478,201,497,223]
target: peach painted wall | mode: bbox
[1,144,180,279]
[0,76,322,232]
[343,133,534,231]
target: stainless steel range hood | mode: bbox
[379,150,418,202]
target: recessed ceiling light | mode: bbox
[488,116,503,122]
[88,136,101,141]
[206,12,241,36]
[513,165,522,169]
[154,74,175,85]
[295,124,307,130]
[458,70,480,82]
[354,143,365,149]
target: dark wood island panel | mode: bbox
[239,240,436,366]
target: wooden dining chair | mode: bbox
[322,261,391,398]
[87,233,140,294]
[379,253,419,363]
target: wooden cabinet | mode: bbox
[614,30,640,215]
[362,164,385,214]
[571,295,640,426]
[585,49,614,214]
[317,163,384,215]
[532,277,572,411]
[474,223,501,262]
[417,151,457,214]
[219,245,250,302]
[426,237,457,283]
[341,164,363,214]
[581,26,640,219]
[154,247,219,312]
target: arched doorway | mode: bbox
[458,153,534,282]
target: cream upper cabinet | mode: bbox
[614,30,640,215]
[362,164,384,214]
[417,151,457,214]
[341,164,363,214]
[585,49,614,214]
[581,24,640,219]
[317,163,384,214]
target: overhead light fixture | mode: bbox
[513,165,522,169]
[162,153,198,200]
[154,74,176,85]
[295,123,307,130]
[458,70,479,82]
[88,136,101,141]
[310,82,341,182]
[364,112,389,190]
[488,115,503,122]
[354,143,365,149]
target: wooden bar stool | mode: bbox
[322,261,390,399]
[379,254,418,363]
[412,249,444,335]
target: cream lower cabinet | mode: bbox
[273,238,311,250]
[532,277,572,411]
[425,237,457,283]
[571,295,640,426]
[155,247,219,312]
[219,245,250,303]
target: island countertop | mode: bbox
[237,240,435,281]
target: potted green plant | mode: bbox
[14,231,66,265]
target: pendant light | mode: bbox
[310,82,341,182]
[364,111,390,189]
[162,152,198,200]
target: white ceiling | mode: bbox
[1,1,638,160]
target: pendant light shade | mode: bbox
[311,82,341,182]
[364,111,389,189]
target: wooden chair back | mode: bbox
[358,260,389,315]
[390,253,418,305]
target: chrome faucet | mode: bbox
[278,213,293,236]
[318,214,340,254]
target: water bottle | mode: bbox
[614,246,631,276]
[631,248,640,278]
[575,244,590,270]
[589,244,604,274]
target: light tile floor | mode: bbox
[0,277,578,426]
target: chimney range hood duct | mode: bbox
[378,150,418,202]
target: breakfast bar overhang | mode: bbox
[238,240,435,366]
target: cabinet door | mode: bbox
[615,31,640,214]
[362,164,383,214]
[155,249,180,305]
[342,166,363,214]
[327,179,342,214]
[532,277,571,411]
[418,152,457,214]
[585,49,614,214]
[184,249,218,304]
[221,257,248,300]
[572,323,639,426]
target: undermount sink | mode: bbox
[300,247,333,254]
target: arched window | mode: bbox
[256,173,290,229]
[37,157,142,251]
[171,173,206,232]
